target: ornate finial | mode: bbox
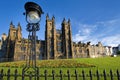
[68,18,71,23]
[62,18,66,23]
[10,21,13,25]
[10,21,14,28]
[17,22,22,30]
[3,33,6,35]
[52,15,55,20]
[46,13,49,20]
[18,22,21,26]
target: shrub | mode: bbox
[117,51,120,55]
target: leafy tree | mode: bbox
[117,51,120,55]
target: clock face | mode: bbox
[27,11,40,24]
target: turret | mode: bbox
[2,33,7,41]
[45,14,56,59]
[8,22,16,41]
[17,22,22,41]
[61,18,73,58]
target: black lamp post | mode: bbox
[24,2,43,67]
[23,2,43,79]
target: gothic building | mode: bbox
[0,15,112,61]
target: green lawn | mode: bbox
[0,56,120,80]
[0,57,120,73]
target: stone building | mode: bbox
[113,44,120,55]
[87,42,112,58]
[0,33,7,61]
[73,41,112,58]
[5,22,44,61]
[0,15,112,61]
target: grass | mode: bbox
[0,56,120,80]
[0,56,120,72]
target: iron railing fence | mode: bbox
[0,69,120,80]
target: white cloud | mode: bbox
[72,18,120,47]
[56,22,61,29]
[72,33,87,42]
[101,35,120,47]
[82,28,91,34]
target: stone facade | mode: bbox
[113,44,120,55]
[0,15,113,61]
[73,41,112,58]
[0,33,7,61]
[5,22,43,61]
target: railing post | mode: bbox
[67,70,70,80]
[52,70,55,80]
[89,70,92,80]
[14,69,18,80]
[75,69,78,80]
[0,69,3,80]
[44,70,47,80]
[103,69,107,80]
[37,68,39,80]
[7,69,10,80]
[96,70,100,80]
[110,69,113,80]
[82,70,85,80]
[117,69,120,80]
[60,70,63,80]
[29,72,33,80]
[22,69,25,80]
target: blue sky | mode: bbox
[0,0,120,47]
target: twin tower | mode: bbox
[45,14,73,59]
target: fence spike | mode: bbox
[29,72,32,80]
[103,69,107,80]
[44,70,47,80]
[1,69,3,73]
[67,70,70,80]
[37,67,39,80]
[110,69,113,80]
[14,69,18,80]
[7,69,10,80]
[60,70,62,74]
[22,68,25,80]
[89,70,92,80]
[0,69,3,80]
[75,69,77,74]
[75,70,78,80]
[82,70,85,80]
[52,70,55,80]
[117,69,120,80]
[96,70,100,80]
[52,70,55,74]
[60,70,63,80]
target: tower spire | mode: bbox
[68,18,71,23]
[52,15,55,20]
[46,13,49,20]
[10,21,13,25]
[17,22,22,30]
[62,18,66,23]
[18,22,21,26]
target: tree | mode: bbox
[117,51,120,55]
